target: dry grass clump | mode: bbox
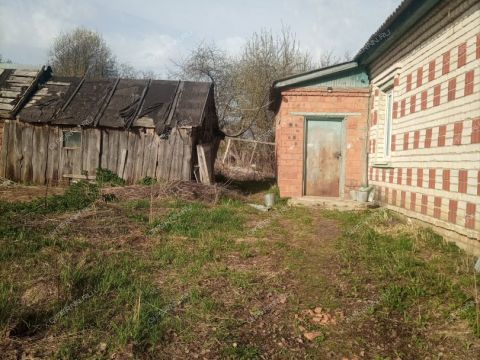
[102,180,244,203]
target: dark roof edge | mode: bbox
[354,0,442,65]
[273,61,359,89]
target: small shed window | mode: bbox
[384,90,394,158]
[63,130,81,148]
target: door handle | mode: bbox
[334,151,342,159]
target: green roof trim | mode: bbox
[273,61,368,89]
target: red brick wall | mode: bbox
[275,87,370,198]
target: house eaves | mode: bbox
[354,0,442,66]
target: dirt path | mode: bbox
[264,207,480,360]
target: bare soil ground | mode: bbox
[0,185,65,202]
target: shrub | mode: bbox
[96,168,125,186]
[138,177,157,186]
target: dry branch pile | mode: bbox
[102,180,243,203]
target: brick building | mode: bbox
[272,0,480,253]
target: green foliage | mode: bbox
[0,182,98,217]
[0,281,14,327]
[223,344,260,359]
[138,177,157,186]
[152,201,243,238]
[328,209,479,336]
[57,254,167,348]
[96,168,125,186]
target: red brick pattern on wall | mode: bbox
[448,200,458,223]
[428,60,436,81]
[477,34,480,59]
[442,51,450,75]
[453,122,463,145]
[472,118,480,143]
[458,42,467,68]
[276,87,369,198]
[465,70,474,96]
[447,78,456,101]
[369,31,480,238]
[392,69,476,119]
[466,203,476,229]
[442,170,450,191]
[406,73,412,92]
[417,67,423,87]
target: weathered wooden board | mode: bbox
[117,131,128,178]
[156,137,167,179]
[100,130,109,169]
[46,126,60,185]
[0,90,21,98]
[0,103,14,111]
[146,132,159,178]
[0,121,11,177]
[21,124,34,182]
[5,121,16,179]
[107,129,119,172]
[124,131,137,183]
[13,70,38,77]
[133,130,145,181]
[197,143,213,184]
[1,120,202,185]
[80,128,100,176]
[141,131,152,179]
[7,76,32,84]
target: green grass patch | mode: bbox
[96,168,125,186]
[151,200,244,238]
[327,209,480,336]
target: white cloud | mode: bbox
[0,0,403,73]
[0,0,96,64]
[218,36,246,57]
[106,33,184,77]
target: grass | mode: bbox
[0,183,479,359]
[325,209,480,339]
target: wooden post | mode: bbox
[249,142,258,165]
[222,138,231,164]
[197,144,213,184]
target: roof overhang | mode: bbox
[273,61,359,89]
[354,0,442,66]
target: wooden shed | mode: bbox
[0,66,221,185]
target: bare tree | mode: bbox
[172,26,314,140]
[49,27,117,78]
[117,63,158,79]
[170,42,238,128]
[232,26,314,141]
[172,26,314,173]
[0,54,12,64]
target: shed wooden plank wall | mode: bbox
[368,0,480,253]
[0,121,194,184]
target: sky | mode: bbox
[0,0,402,77]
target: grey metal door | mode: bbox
[305,119,342,196]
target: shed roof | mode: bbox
[0,65,50,119]
[18,76,213,135]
